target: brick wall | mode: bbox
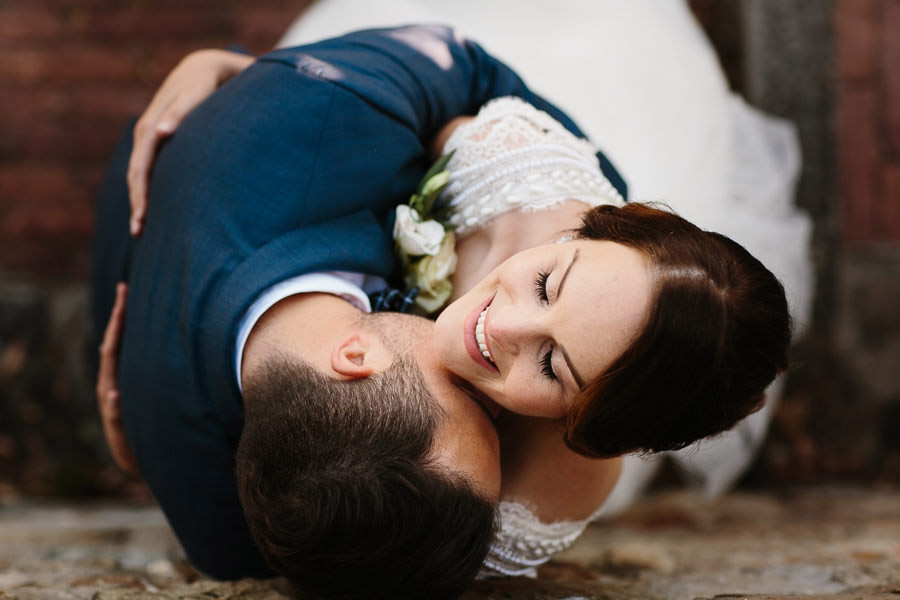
[835,0,900,242]
[1,0,308,280]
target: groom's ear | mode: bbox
[330,333,376,380]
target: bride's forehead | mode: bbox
[516,239,625,265]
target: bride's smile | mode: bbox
[464,294,498,373]
[474,302,497,368]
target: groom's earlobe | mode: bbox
[330,333,375,379]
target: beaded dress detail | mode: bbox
[441,96,624,238]
[481,501,604,577]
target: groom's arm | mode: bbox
[125,26,588,234]
[260,25,588,149]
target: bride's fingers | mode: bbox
[97,282,127,381]
[125,50,253,237]
[126,89,211,236]
[103,389,140,476]
[127,108,171,236]
[96,284,139,476]
[156,88,204,134]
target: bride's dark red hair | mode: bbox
[565,203,791,458]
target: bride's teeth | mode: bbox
[475,307,495,366]
[480,346,492,363]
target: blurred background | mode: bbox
[0,0,898,502]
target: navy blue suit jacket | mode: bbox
[92,26,626,579]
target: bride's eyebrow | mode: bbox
[556,249,584,388]
[561,345,585,388]
[555,248,579,300]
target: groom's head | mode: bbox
[236,310,500,600]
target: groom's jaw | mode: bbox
[418,356,501,502]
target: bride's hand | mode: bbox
[96,283,140,477]
[127,49,254,236]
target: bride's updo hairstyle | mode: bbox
[566,203,791,458]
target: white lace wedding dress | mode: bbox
[277,0,814,577]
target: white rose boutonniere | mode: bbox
[393,151,457,314]
[394,205,445,256]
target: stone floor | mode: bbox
[1,486,898,599]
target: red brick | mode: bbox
[2,112,124,161]
[1,160,102,200]
[834,0,879,81]
[0,164,73,206]
[0,90,70,129]
[0,163,94,275]
[80,165,106,197]
[0,5,65,42]
[0,238,91,278]
[72,88,150,120]
[69,8,236,42]
[838,88,880,242]
[1,46,142,87]
[0,89,135,160]
[0,207,93,239]
[882,0,900,157]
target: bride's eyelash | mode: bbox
[541,349,557,381]
[534,270,550,303]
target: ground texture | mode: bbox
[1,486,898,599]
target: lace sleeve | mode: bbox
[478,500,592,578]
[441,97,623,237]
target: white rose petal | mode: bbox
[416,231,457,285]
[394,205,445,256]
[415,279,452,314]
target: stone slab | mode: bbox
[1,487,898,599]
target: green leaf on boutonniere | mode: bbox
[417,170,449,216]
[422,150,455,188]
[409,150,455,218]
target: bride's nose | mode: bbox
[489,305,543,354]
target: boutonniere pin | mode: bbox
[393,151,457,314]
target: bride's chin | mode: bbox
[435,301,475,374]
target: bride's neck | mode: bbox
[450,199,589,300]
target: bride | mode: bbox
[115,0,811,581]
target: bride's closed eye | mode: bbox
[541,349,558,381]
[534,269,551,303]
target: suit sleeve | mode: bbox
[260,25,587,146]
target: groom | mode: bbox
[92,26,595,598]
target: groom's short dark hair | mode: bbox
[236,354,497,600]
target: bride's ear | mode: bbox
[330,333,375,379]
